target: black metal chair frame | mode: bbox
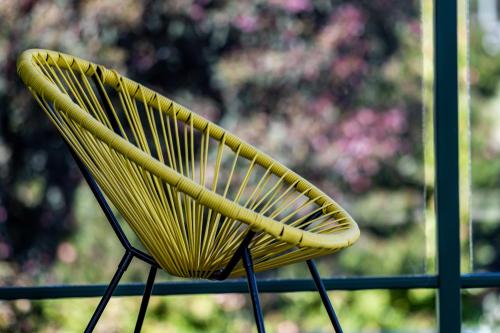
[70,148,344,333]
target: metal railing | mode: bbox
[1,273,500,301]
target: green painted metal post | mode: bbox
[434,0,461,332]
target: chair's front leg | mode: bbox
[134,265,157,333]
[85,251,133,333]
[307,260,344,333]
[242,247,266,333]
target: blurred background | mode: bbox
[0,0,498,332]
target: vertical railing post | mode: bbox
[434,0,461,332]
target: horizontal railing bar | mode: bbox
[461,272,500,288]
[1,273,499,300]
[1,275,436,300]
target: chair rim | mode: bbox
[17,48,360,251]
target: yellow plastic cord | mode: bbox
[17,49,360,278]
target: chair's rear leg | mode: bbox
[242,247,266,333]
[134,265,157,333]
[85,251,133,333]
[306,260,344,333]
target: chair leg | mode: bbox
[84,251,133,333]
[134,265,157,333]
[306,260,344,333]
[242,247,266,333]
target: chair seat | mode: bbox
[17,49,360,278]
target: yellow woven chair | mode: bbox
[17,49,360,333]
